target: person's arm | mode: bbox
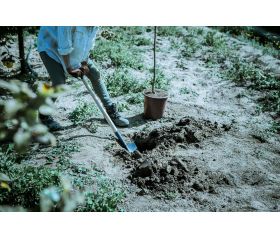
[57,27,82,77]
[64,54,83,77]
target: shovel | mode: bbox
[80,76,138,153]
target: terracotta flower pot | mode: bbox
[143,89,168,120]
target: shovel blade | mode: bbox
[126,142,138,153]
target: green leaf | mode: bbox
[4,99,24,118]
[0,173,11,182]
[0,182,11,191]
[0,80,20,93]
[13,129,31,152]
[39,105,54,115]
[31,124,48,135]
[36,132,56,146]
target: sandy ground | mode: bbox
[1,28,280,211]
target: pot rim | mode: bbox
[143,88,168,99]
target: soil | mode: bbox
[144,89,168,99]
[114,117,233,202]
[1,27,280,211]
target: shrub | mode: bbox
[91,40,144,70]
[0,80,66,152]
[77,175,125,212]
[105,68,147,97]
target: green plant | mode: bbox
[257,91,280,115]
[204,31,226,49]
[77,175,125,212]
[92,40,144,70]
[179,87,198,96]
[221,56,280,115]
[157,27,184,37]
[40,176,84,212]
[44,141,80,170]
[133,36,152,46]
[105,68,147,97]
[164,190,179,200]
[127,93,143,105]
[0,80,65,152]
[181,33,200,58]
[270,121,280,134]
[224,57,265,84]
[0,155,61,209]
[118,102,129,112]
[148,68,169,90]
[68,102,97,125]
[84,122,99,134]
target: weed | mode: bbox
[257,91,280,114]
[181,36,200,58]
[92,40,144,70]
[105,68,147,97]
[157,27,185,37]
[179,87,198,96]
[85,122,99,134]
[76,175,125,212]
[44,141,80,170]
[204,31,226,49]
[68,102,97,125]
[270,121,280,134]
[223,57,265,84]
[170,38,182,50]
[127,93,143,105]
[133,36,152,46]
[118,102,130,112]
[164,190,179,200]
[148,68,170,90]
[222,55,280,115]
[0,146,61,209]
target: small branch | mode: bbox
[17,27,27,74]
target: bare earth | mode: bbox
[4,28,280,211]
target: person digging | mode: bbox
[37,26,129,131]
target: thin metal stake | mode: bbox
[152,26,157,94]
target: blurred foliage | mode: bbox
[0,145,61,209]
[0,141,124,212]
[40,176,84,212]
[0,80,67,153]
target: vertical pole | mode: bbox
[17,27,27,74]
[152,26,157,94]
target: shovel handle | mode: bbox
[80,76,130,150]
[80,76,118,133]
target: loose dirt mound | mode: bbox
[133,117,230,152]
[114,117,234,199]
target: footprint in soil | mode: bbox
[115,117,234,200]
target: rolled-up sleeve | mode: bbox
[57,27,74,55]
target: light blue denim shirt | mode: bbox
[37,26,99,72]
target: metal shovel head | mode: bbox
[126,142,138,153]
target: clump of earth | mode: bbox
[114,117,234,199]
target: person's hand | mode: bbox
[80,61,90,75]
[67,67,83,78]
